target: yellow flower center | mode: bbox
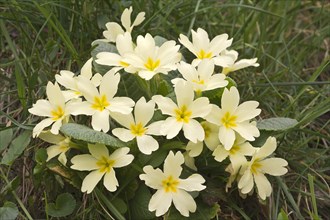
[144,57,160,71]
[51,106,65,121]
[192,79,205,85]
[201,123,211,138]
[96,156,115,173]
[250,159,262,175]
[222,67,233,75]
[74,90,81,95]
[91,94,110,111]
[174,105,192,123]
[119,60,129,67]
[130,122,146,136]
[197,49,212,59]
[221,112,237,128]
[162,175,179,193]
[229,145,240,155]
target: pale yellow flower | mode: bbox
[39,131,71,165]
[238,137,288,200]
[71,144,134,194]
[206,86,261,150]
[179,28,232,66]
[28,82,74,137]
[122,33,181,80]
[152,81,212,143]
[139,151,205,217]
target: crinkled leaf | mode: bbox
[1,130,31,165]
[60,123,125,148]
[154,35,168,46]
[47,193,76,217]
[0,201,19,220]
[0,128,13,152]
[257,117,298,131]
[97,14,110,29]
[129,185,155,219]
[91,41,117,57]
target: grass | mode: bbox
[0,0,329,219]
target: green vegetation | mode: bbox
[0,0,329,219]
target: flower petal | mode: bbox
[161,117,183,139]
[110,147,134,167]
[148,189,172,217]
[71,154,99,171]
[50,119,62,135]
[134,97,155,126]
[186,141,203,157]
[46,145,62,161]
[47,82,65,107]
[88,143,109,160]
[107,97,134,114]
[66,101,95,116]
[103,168,119,192]
[218,126,235,150]
[175,80,194,108]
[190,97,211,118]
[137,135,159,155]
[77,76,99,103]
[111,112,134,128]
[112,128,135,142]
[256,136,277,159]
[100,71,120,99]
[212,145,229,162]
[139,165,165,189]
[28,100,52,117]
[91,110,110,132]
[32,118,54,137]
[233,122,259,141]
[179,174,206,191]
[221,87,239,113]
[152,95,177,116]
[235,101,261,122]
[81,170,105,194]
[172,189,197,217]
[183,119,205,143]
[80,57,93,79]
[205,104,221,125]
[164,151,184,178]
[259,158,288,176]
[254,173,272,200]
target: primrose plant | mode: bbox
[29,6,293,218]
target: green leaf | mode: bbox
[60,123,126,148]
[111,197,127,215]
[138,148,168,168]
[277,209,289,220]
[35,148,47,164]
[154,35,168,46]
[91,41,117,57]
[0,128,13,152]
[257,117,298,131]
[129,185,155,219]
[47,193,76,217]
[1,130,31,165]
[0,202,19,220]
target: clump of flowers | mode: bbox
[29,7,290,218]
